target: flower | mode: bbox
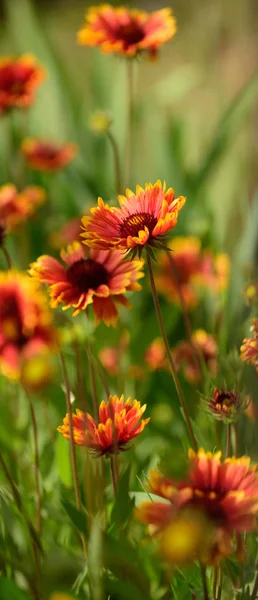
[240,319,258,371]
[90,111,112,134]
[21,138,77,172]
[29,241,144,325]
[206,387,250,423]
[155,237,230,309]
[0,271,57,380]
[0,54,45,115]
[243,282,258,305]
[0,184,45,233]
[49,217,82,249]
[172,329,218,383]
[57,394,150,456]
[77,5,176,59]
[81,181,186,257]
[144,337,166,371]
[137,449,258,563]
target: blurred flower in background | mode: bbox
[0,54,45,115]
[29,241,144,324]
[144,337,166,371]
[240,319,258,372]
[58,394,150,455]
[0,183,45,236]
[137,449,258,564]
[172,329,218,383]
[99,330,129,376]
[81,180,185,257]
[77,5,176,59]
[0,271,57,380]
[49,217,82,249]
[21,138,78,172]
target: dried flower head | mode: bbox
[21,138,77,172]
[77,5,176,59]
[29,241,144,325]
[81,180,186,258]
[58,394,150,456]
[0,54,45,115]
[206,387,250,423]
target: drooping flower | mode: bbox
[21,138,77,172]
[77,5,176,59]
[206,387,250,423]
[0,271,57,380]
[155,237,231,309]
[172,329,218,383]
[29,241,144,325]
[81,180,186,257]
[137,448,258,563]
[240,319,258,372]
[0,184,45,233]
[0,54,45,115]
[57,394,150,456]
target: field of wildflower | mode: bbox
[0,1,258,599]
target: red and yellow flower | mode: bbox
[240,319,258,372]
[29,241,144,325]
[155,237,230,309]
[21,138,77,172]
[81,181,186,257]
[58,394,150,456]
[172,329,218,383]
[0,271,57,380]
[137,448,258,563]
[144,337,166,371]
[77,5,176,58]
[0,184,45,233]
[206,387,250,423]
[0,54,45,115]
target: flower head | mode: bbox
[145,337,166,371]
[57,394,150,456]
[155,237,230,309]
[81,181,186,257]
[206,387,250,423]
[0,54,45,115]
[0,271,57,380]
[21,138,77,172]
[0,184,45,233]
[173,329,218,383]
[29,241,144,325]
[77,5,176,58]
[240,319,258,372]
[137,449,258,563]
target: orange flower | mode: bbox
[0,271,57,380]
[29,241,144,325]
[240,319,258,372]
[144,337,166,371]
[77,5,176,58]
[58,394,150,456]
[155,237,230,309]
[0,184,45,233]
[21,139,77,172]
[0,54,45,115]
[81,181,186,257]
[137,449,258,563]
[172,329,218,383]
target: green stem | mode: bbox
[146,254,197,451]
[200,564,209,600]
[107,130,122,195]
[1,246,12,269]
[225,423,231,458]
[26,392,42,535]
[125,59,134,186]
[110,456,117,497]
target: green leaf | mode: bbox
[61,499,88,537]
[0,578,32,600]
[56,435,72,489]
[111,467,135,528]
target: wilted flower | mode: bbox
[81,180,186,257]
[77,5,176,59]
[173,329,218,383]
[0,271,57,380]
[144,337,166,371]
[0,54,45,115]
[57,394,150,456]
[29,241,144,325]
[240,319,258,371]
[21,138,77,172]
[206,387,250,423]
[155,237,230,309]
[137,448,258,563]
[0,184,45,233]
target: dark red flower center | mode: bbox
[119,212,157,239]
[35,145,59,161]
[66,258,109,293]
[189,491,226,526]
[0,298,28,349]
[116,22,145,47]
[0,65,32,94]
